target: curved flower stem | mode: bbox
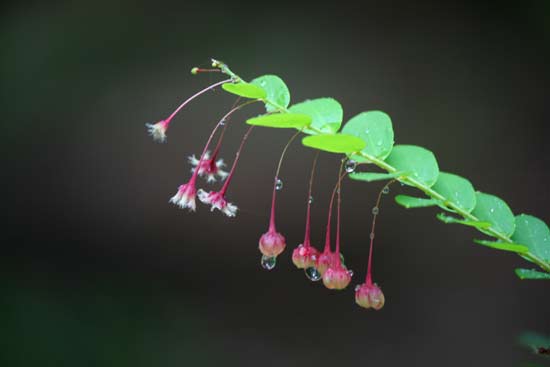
[219,125,255,196]
[324,159,347,253]
[165,79,231,126]
[366,180,396,285]
[190,99,260,185]
[268,130,302,232]
[210,97,242,160]
[303,152,320,246]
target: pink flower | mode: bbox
[189,151,228,183]
[145,120,169,143]
[322,264,352,290]
[355,282,385,310]
[169,182,197,211]
[197,189,237,217]
[316,251,339,276]
[258,229,286,257]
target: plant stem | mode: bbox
[268,130,302,232]
[220,125,255,196]
[166,79,231,125]
[303,152,320,246]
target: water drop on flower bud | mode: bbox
[382,186,390,194]
[345,160,357,173]
[347,269,354,277]
[304,267,322,281]
[372,206,379,215]
[275,178,283,191]
[260,255,277,270]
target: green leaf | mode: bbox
[436,213,492,229]
[511,214,550,261]
[341,111,394,161]
[515,268,550,280]
[221,82,266,99]
[471,192,516,237]
[431,172,476,213]
[348,171,410,182]
[395,195,437,209]
[384,145,439,187]
[246,113,312,129]
[473,239,529,253]
[302,134,366,154]
[250,75,290,113]
[289,98,343,135]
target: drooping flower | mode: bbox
[145,120,169,143]
[169,181,197,211]
[189,151,228,183]
[197,189,237,217]
[355,282,385,310]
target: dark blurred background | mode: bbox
[2,1,550,366]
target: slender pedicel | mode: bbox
[146,78,231,143]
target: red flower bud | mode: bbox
[292,244,320,269]
[355,282,385,310]
[258,230,286,257]
[322,264,352,290]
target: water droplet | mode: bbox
[372,206,379,215]
[260,80,266,86]
[355,284,361,291]
[347,269,354,277]
[382,186,390,195]
[304,267,321,281]
[370,233,375,240]
[275,178,283,191]
[308,196,314,204]
[376,140,382,146]
[219,119,226,126]
[261,255,276,270]
[490,208,495,213]
[365,129,370,134]
[345,160,357,173]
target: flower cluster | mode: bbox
[146,60,386,310]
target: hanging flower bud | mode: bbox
[322,264,352,290]
[355,282,385,310]
[259,230,286,257]
[292,244,320,269]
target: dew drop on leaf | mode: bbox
[261,255,277,270]
[345,160,357,173]
[275,178,283,191]
[305,267,321,281]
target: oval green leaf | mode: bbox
[246,113,312,129]
[222,82,266,99]
[471,192,515,237]
[384,145,440,187]
[349,171,410,182]
[436,212,492,229]
[250,75,290,113]
[515,268,550,280]
[473,239,529,254]
[341,111,394,161]
[302,134,366,154]
[289,98,343,135]
[511,214,550,261]
[395,195,437,209]
[431,172,476,213]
